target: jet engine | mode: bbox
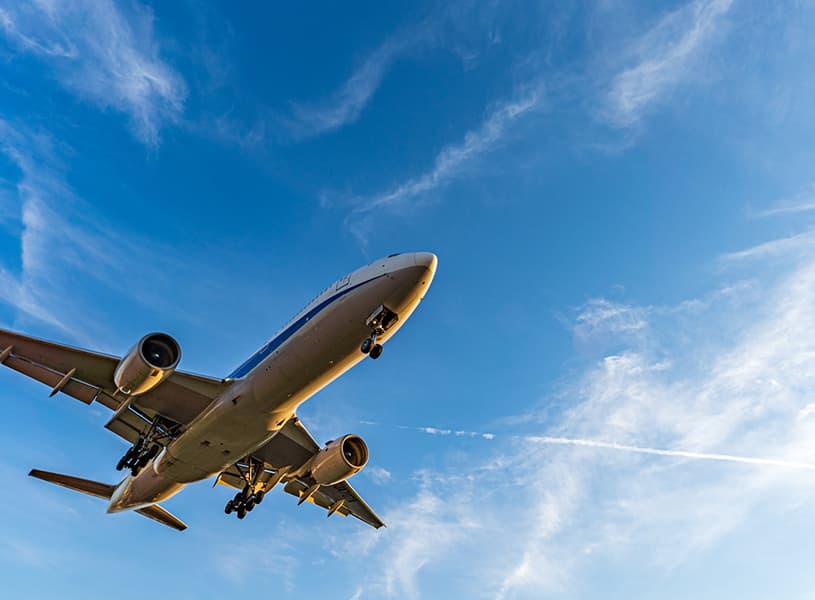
[113,333,181,396]
[309,435,369,485]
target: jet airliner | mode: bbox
[0,252,437,530]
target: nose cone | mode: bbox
[413,252,438,273]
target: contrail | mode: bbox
[523,435,815,471]
[374,422,815,471]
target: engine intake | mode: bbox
[309,434,369,486]
[114,333,181,396]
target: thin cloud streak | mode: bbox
[288,35,414,140]
[400,423,815,471]
[602,0,733,128]
[524,435,815,471]
[353,89,541,214]
[755,184,815,217]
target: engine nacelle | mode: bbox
[113,333,181,396]
[309,434,369,486]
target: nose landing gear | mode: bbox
[360,335,383,359]
[360,305,398,360]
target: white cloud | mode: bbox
[0,0,186,145]
[602,0,733,128]
[364,466,392,485]
[348,231,815,598]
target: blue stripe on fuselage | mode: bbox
[227,273,387,379]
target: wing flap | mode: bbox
[0,329,117,389]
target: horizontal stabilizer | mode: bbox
[135,504,188,531]
[29,469,115,499]
[29,469,188,531]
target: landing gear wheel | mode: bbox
[225,500,234,515]
[369,344,383,359]
[147,444,161,460]
[130,465,141,477]
[116,456,127,471]
[360,338,373,354]
[254,490,265,504]
[237,507,246,519]
[245,497,256,512]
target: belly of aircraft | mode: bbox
[156,271,423,485]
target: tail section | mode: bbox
[28,469,187,531]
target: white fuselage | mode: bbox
[109,252,437,512]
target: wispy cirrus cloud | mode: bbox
[286,34,418,140]
[0,0,186,145]
[353,88,541,214]
[344,231,815,598]
[601,0,734,128]
[754,183,815,217]
[0,120,227,347]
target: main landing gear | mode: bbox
[224,485,265,520]
[224,458,265,520]
[116,438,161,477]
[115,416,166,477]
[360,305,398,360]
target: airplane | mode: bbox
[0,252,437,531]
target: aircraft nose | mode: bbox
[413,252,438,274]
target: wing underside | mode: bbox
[217,418,385,529]
[0,328,229,443]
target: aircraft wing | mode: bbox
[0,328,229,443]
[218,418,386,529]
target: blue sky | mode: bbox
[2,0,815,598]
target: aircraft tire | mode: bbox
[370,344,383,359]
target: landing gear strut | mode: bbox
[224,458,266,520]
[115,416,167,477]
[360,305,398,360]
